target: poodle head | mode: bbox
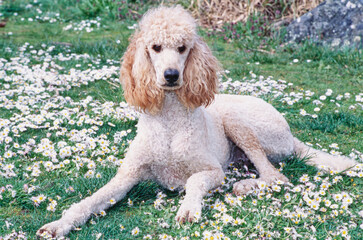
[120,6,220,114]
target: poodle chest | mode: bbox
[136,109,230,188]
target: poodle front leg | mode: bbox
[37,167,141,238]
[175,168,224,223]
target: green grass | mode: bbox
[0,0,362,239]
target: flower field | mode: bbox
[1,0,362,239]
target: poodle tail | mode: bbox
[293,137,358,172]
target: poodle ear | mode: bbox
[176,37,220,109]
[120,32,164,114]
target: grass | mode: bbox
[0,0,362,239]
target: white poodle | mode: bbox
[37,6,358,238]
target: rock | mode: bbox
[285,0,363,48]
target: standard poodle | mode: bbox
[37,6,358,237]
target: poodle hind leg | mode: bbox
[225,123,289,195]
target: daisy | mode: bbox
[284,193,291,202]
[131,227,140,236]
[299,109,307,116]
[299,174,309,183]
[4,151,13,158]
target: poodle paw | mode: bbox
[175,200,202,223]
[262,171,289,185]
[233,178,259,195]
[37,220,72,239]
[233,172,289,195]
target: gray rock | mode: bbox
[285,0,363,48]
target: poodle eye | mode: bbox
[177,45,186,54]
[152,45,162,53]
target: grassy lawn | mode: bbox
[0,0,362,239]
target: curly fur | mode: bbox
[121,31,164,113]
[177,36,219,109]
[38,6,359,238]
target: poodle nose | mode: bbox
[164,69,179,84]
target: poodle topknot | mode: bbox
[139,6,198,47]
